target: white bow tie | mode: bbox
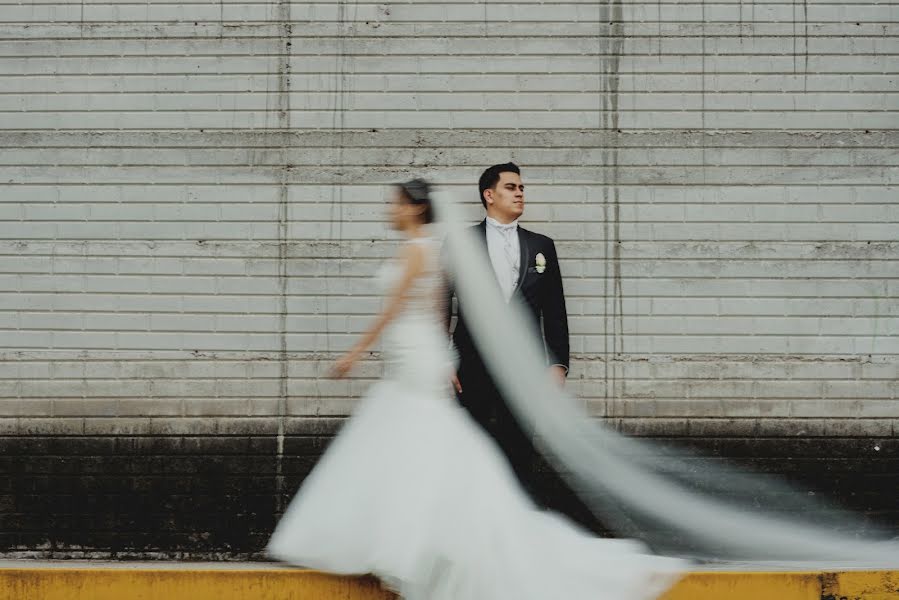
[487,219,518,234]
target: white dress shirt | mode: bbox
[485,217,568,375]
[485,216,520,302]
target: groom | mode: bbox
[448,162,604,534]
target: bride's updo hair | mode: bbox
[397,178,434,224]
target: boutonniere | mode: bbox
[535,253,546,274]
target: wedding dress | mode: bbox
[267,235,684,600]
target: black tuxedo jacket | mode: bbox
[449,220,569,394]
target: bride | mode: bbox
[267,179,685,600]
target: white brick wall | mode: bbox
[1,1,896,424]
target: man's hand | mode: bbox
[549,365,567,387]
[450,371,463,394]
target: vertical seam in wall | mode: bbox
[600,0,624,406]
[610,0,624,403]
[274,0,292,517]
[802,0,809,90]
[600,0,611,403]
[329,0,350,348]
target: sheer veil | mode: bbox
[434,190,899,564]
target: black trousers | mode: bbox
[456,372,607,536]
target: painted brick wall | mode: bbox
[0,1,896,557]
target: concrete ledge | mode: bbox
[0,563,896,600]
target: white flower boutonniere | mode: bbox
[535,252,546,274]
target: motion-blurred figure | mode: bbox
[268,179,683,600]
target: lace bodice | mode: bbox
[375,236,452,394]
[376,236,445,326]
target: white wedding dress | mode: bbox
[267,236,685,600]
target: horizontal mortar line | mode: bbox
[4,144,898,151]
[3,156,896,162]
[6,264,891,272]
[4,126,898,131]
[464,294,896,299]
[2,355,889,363]
[4,88,894,94]
[8,108,899,114]
[4,254,897,260]
[3,33,899,40]
[0,446,887,457]
[0,31,899,38]
[4,0,896,4]
[4,239,896,244]
[6,328,334,334]
[4,163,899,169]
[7,88,899,96]
[0,127,899,135]
[7,90,899,95]
[7,159,899,166]
[3,379,291,383]
[3,2,897,8]
[7,326,896,335]
[3,184,898,191]
[6,51,899,58]
[4,128,897,134]
[0,449,584,456]
[3,376,894,382]
[0,354,841,360]
[0,91,899,98]
[2,70,898,76]
[2,311,896,318]
[5,274,899,281]
[6,309,898,316]
[5,377,288,381]
[15,303,897,312]
[314,276,899,280]
[153,218,899,223]
[4,183,897,188]
[2,394,893,401]
[16,201,894,207]
[4,351,891,357]
[2,74,897,81]
[2,36,896,44]
[3,128,890,134]
[0,138,899,145]
[3,394,292,399]
[4,70,898,76]
[3,293,896,300]
[7,221,897,227]
[4,328,894,336]
[1,19,896,24]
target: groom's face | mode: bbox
[485,171,525,222]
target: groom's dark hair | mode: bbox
[478,162,520,209]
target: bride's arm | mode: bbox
[331,242,427,378]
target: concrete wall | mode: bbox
[1,1,896,557]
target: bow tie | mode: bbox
[487,219,518,234]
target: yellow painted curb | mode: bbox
[661,570,899,600]
[0,569,394,600]
[0,567,897,599]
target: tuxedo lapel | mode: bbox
[475,220,498,287]
[514,227,529,296]
[476,219,488,248]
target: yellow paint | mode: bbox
[0,569,396,600]
[661,572,824,600]
[822,570,899,600]
[1,567,897,600]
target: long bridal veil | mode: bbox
[434,190,898,565]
